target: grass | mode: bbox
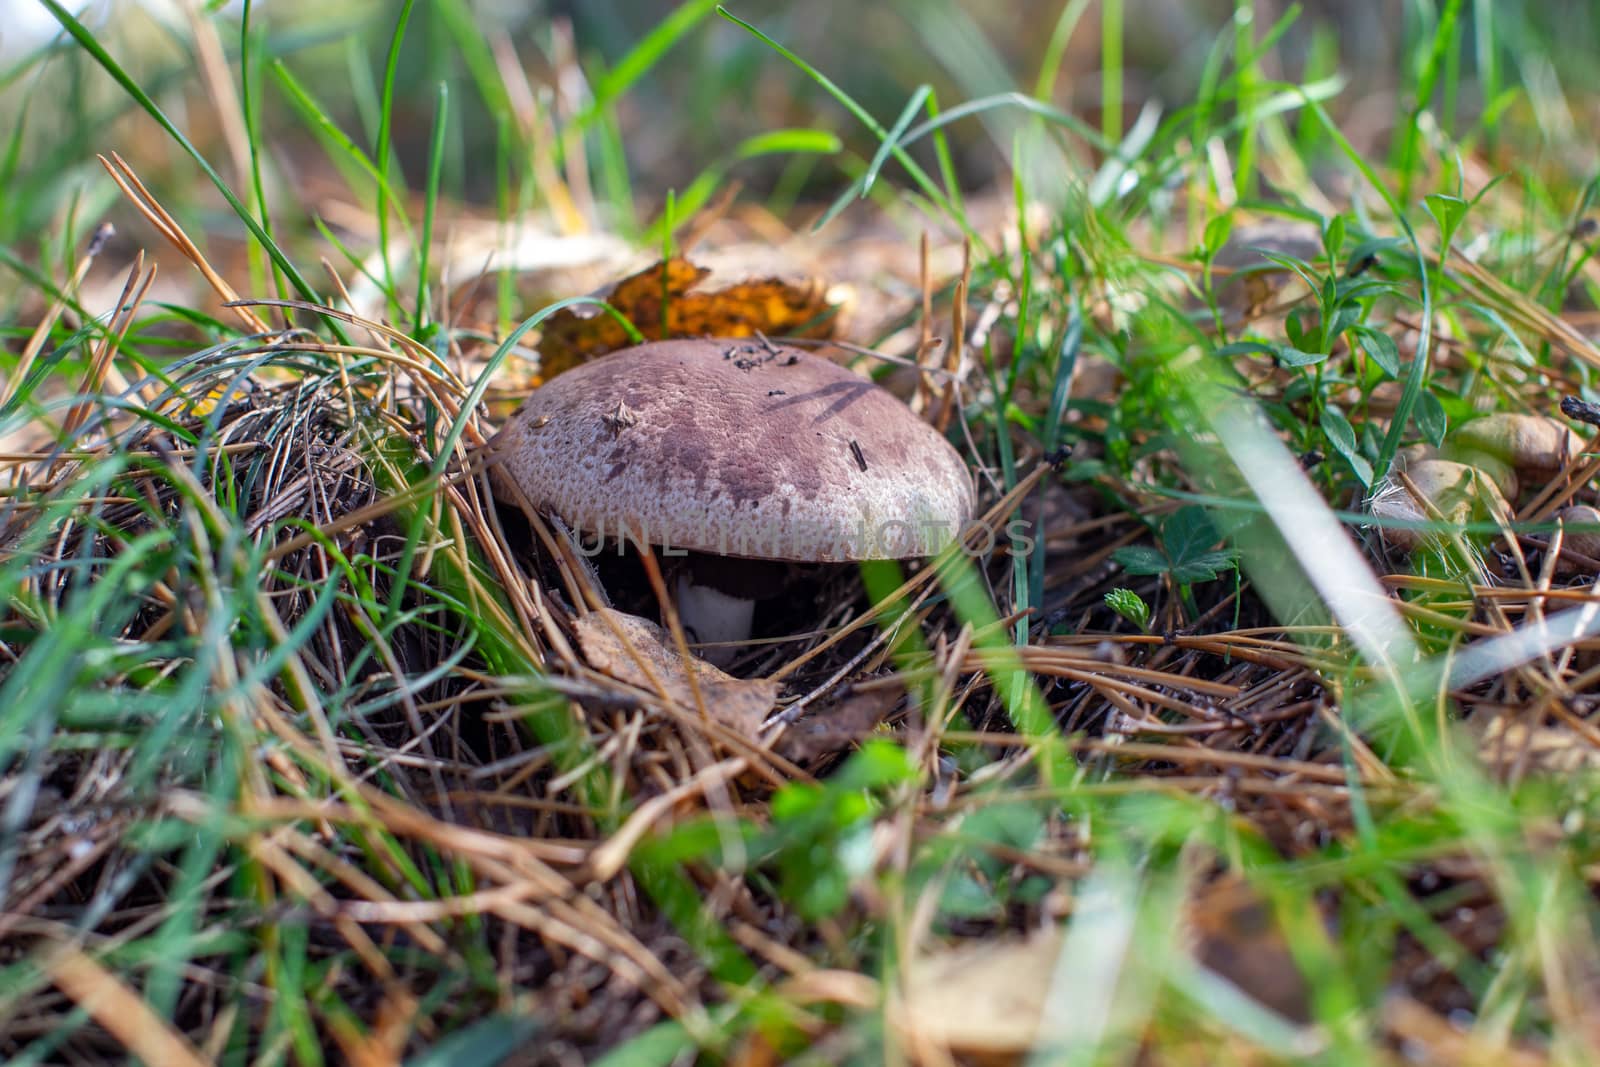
[7,0,1600,1063]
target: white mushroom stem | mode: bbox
[674,574,756,668]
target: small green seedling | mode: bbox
[1113,505,1238,618]
[1104,587,1153,632]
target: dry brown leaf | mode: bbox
[892,928,1064,1055]
[574,608,778,738]
[775,687,899,763]
[537,257,838,379]
[1186,876,1311,1024]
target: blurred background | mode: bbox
[2,0,1599,279]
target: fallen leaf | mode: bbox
[537,257,839,379]
[775,687,899,763]
[891,928,1065,1055]
[574,608,778,739]
[1186,876,1312,1024]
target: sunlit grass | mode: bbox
[5,1,1600,1064]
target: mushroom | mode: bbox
[1371,413,1583,554]
[1370,457,1510,553]
[1554,505,1600,576]
[489,338,975,665]
[1439,412,1582,500]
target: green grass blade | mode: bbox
[35,0,322,308]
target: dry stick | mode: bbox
[1513,568,1600,737]
[483,879,700,1024]
[456,468,562,666]
[560,667,796,789]
[2,222,114,408]
[970,654,1223,721]
[245,833,397,981]
[1447,251,1600,373]
[60,254,155,446]
[1007,647,1243,697]
[183,0,253,193]
[0,444,261,464]
[925,622,977,746]
[913,231,935,414]
[634,539,712,722]
[224,300,476,421]
[1394,465,1491,582]
[549,20,599,230]
[98,154,271,336]
[534,508,605,618]
[0,828,121,943]
[933,239,971,436]
[249,695,699,1020]
[323,259,393,356]
[42,946,211,1067]
[1385,575,1600,604]
[587,758,747,881]
[262,462,478,564]
[788,337,959,384]
[1067,737,1363,785]
[1382,995,1547,1067]
[274,822,457,950]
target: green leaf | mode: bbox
[939,872,1001,919]
[1424,192,1470,245]
[1168,550,1240,585]
[1158,507,1238,585]
[1214,340,1279,360]
[836,739,916,791]
[770,781,823,822]
[1285,307,1316,351]
[1320,407,1375,487]
[1213,338,1325,367]
[1104,587,1152,631]
[1203,211,1235,257]
[1161,506,1221,566]
[1113,545,1170,576]
[1322,212,1346,261]
[1348,235,1406,264]
[1336,277,1397,303]
[1326,302,1363,342]
[1319,406,1359,455]
[861,84,932,197]
[1274,344,1327,367]
[961,801,1047,856]
[405,1015,540,1067]
[1416,390,1449,447]
[1356,327,1401,378]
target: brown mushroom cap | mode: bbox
[1558,505,1600,565]
[1446,413,1582,475]
[490,338,976,562]
[1370,458,1509,552]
